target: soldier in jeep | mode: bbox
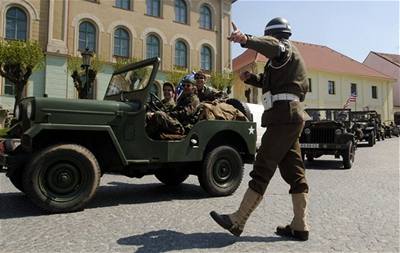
[194,71,228,102]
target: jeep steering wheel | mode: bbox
[149,92,167,112]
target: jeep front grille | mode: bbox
[301,128,336,143]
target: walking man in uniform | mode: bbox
[210,17,310,241]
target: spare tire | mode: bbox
[225,98,253,121]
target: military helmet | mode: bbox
[264,17,292,38]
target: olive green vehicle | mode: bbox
[0,58,256,213]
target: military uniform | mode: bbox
[160,98,176,112]
[171,92,200,128]
[197,85,228,102]
[243,35,309,195]
[210,17,310,241]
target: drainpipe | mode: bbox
[219,0,224,72]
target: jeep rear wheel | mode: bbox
[155,169,189,186]
[23,144,101,213]
[199,146,243,196]
[342,141,355,169]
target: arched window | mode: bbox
[5,7,28,40]
[147,0,161,17]
[175,0,187,24]
[114,28,130,57]
[175,40,187,68]
[146,35,160,59]
[79,21,96,52]
[201,45,212,71]
[200,5,212,29]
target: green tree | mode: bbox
[0,39,44,113]
[67,54,104,99]
[165,66,188,86]
[209,70,234,94]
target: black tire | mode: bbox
[198,146,243,196]
[306,154,314,162]
[225,98,253,121]
[368,132,375,147]
[8,169,24,193]
[155,169,189,186]
[22,144,101,213]
[342,141,355,169]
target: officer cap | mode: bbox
[264,17,292,38]
[182,77,195,85]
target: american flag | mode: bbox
[343,93,357,108]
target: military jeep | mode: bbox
[300,108,356,169]
[350,110,385,145]
[0,58,256,213]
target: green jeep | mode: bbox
[0,58,256,213]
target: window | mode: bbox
[372,85,378,99]
[175,41,187,68]
[328,80,335,95]
[200,5,212,29]
[115,0,130,10]
[146,35,160,59]
[2,78,15,96]
[201,46,212,71]
[351,83,357,96]
[6,7,27,40]
[147,0,161,17]
[79,21,96,51]
[175,0,187,24]
[308,78,312,92]
[114,28,130,57]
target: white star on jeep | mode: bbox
[248,126,255,135]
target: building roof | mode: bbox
[233,41,394,80]
[368,51,400,68]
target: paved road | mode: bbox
[1,138,399,253]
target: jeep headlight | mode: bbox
[335,129,342,135]
[26,101,34,120]
[14,104,21,120]
[304,128,311,135]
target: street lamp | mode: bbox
[81,48,93,98]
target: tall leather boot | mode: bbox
[276,193,309,241]
[210,188,262,237]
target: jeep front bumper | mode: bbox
[300,143,348,149]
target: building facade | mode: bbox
[364,52,400,114]
[0,0,235,110]
[232,42,395,121]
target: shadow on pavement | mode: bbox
[0,181,210,219]
[304,160,348,170]
[117,229,288,253]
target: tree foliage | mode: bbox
[165,66,188,86]
[209,70,234,94]
[67,54,104,99]
[0,39,44,113]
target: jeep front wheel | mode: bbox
[342,141,355,169]
[23,144,101,213]
[199,146,243,196]
[368,132,375,147]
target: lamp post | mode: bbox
[81,48,93,98]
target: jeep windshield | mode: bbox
[351,112,371,122]
[306,109,350,122]
[105,65,153,96]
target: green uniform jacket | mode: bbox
[161,98,176,112]
[198,85,228,102]
[172,93,200,126]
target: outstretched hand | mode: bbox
[227,22,247,44]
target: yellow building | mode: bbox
[232,41,395,121]
[0,0,235,109]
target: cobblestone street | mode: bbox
[0,138,399,253]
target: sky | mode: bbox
[231,0,400,63]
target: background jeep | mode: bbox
[350,110,385,144]
[0,58,256,213]
[300,108,356,169]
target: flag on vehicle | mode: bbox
[343,93,357,108]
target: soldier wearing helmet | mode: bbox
[210,17,310,241]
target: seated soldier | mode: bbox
[146,77,200,139]
[160,82,176,112]
[194,71,228,102]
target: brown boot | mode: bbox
[210,188,262,237]
[276,193,309,241]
